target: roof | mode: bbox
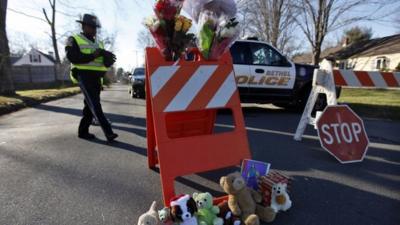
[10,56,21,65]
[292,45,343,64]
[37,50,56,63]
[328,34,400,60]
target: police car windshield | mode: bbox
[133,68,145,75]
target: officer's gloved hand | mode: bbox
[103,50,117,68]
[93,49,103,58]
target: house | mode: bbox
[10,48,70,87]
[12,48,56,67]
[328,34,400,71]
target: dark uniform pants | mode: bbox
[77,74,113,136]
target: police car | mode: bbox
[231,39,340,109]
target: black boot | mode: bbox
[79,133,96,140]
[106,133,118,142]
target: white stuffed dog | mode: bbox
[270,183,292,213]
[138,201,159,225]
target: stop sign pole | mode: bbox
[316,105,369,163]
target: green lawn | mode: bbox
[338,88,400,120]
[0,87,80,114]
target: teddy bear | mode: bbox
[138,201,159,225]
[219,172,276,225]
[217,201,241,225]
[159,207,175,225]
[193,192,224,225]
[270,183,292,213]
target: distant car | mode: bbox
[129,67,145,98]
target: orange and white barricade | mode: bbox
[145,48,251,206]
[294,59,400,141]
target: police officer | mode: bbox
[66,14,118,142]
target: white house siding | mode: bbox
[342,53,400,71]
[13,49,55,67]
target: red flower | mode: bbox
[154,0,178,20]
[155,0,167,12]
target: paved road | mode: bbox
[0,84,399,225]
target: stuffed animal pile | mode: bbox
[137,172,292,225]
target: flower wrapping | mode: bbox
[198,13,240,60]
[209,17,240,60]
[186,0,240,60]
[198,11,218,59]
[183,0,237,23]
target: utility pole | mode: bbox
[133,50,139,68]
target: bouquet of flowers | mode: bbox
[183,0,240,60]
[144,0,195,60]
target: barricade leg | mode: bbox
[160,173,176,206]
[294,60,338,141]
[294,86,319,141]
[146,81,158,169]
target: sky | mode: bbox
[6,0,400,71]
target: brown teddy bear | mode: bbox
[219,172,276,225]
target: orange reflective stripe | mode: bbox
[187,65,233,111]
[152,66,199,112]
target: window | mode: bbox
[30,54,41,63]
[250,43,288,67]
[376,57,389,70]
[133,68,145,75]
[230,42,251,64]
[338,62,344,69]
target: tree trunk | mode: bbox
[43,0,61,64]
[312,48,321,66]
[51,0,60,64]
[0,0,15,95]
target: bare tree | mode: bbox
[237,0,299,55]
[43,0,61,64]
[137,29,155,50]
[293,0,390,65]
[8,32,32,56]
[0,0,14,95]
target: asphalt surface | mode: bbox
[0,84,399,225]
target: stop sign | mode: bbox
[316,105,369,163]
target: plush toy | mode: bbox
[138,201,159,225]
[170,195,198,225]
[159,207,174,225]
[193,192,224,225]
[270,183,292,213]
[217,201,241,225]
[219,172,276,225]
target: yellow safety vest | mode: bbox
[70,34,108,83]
